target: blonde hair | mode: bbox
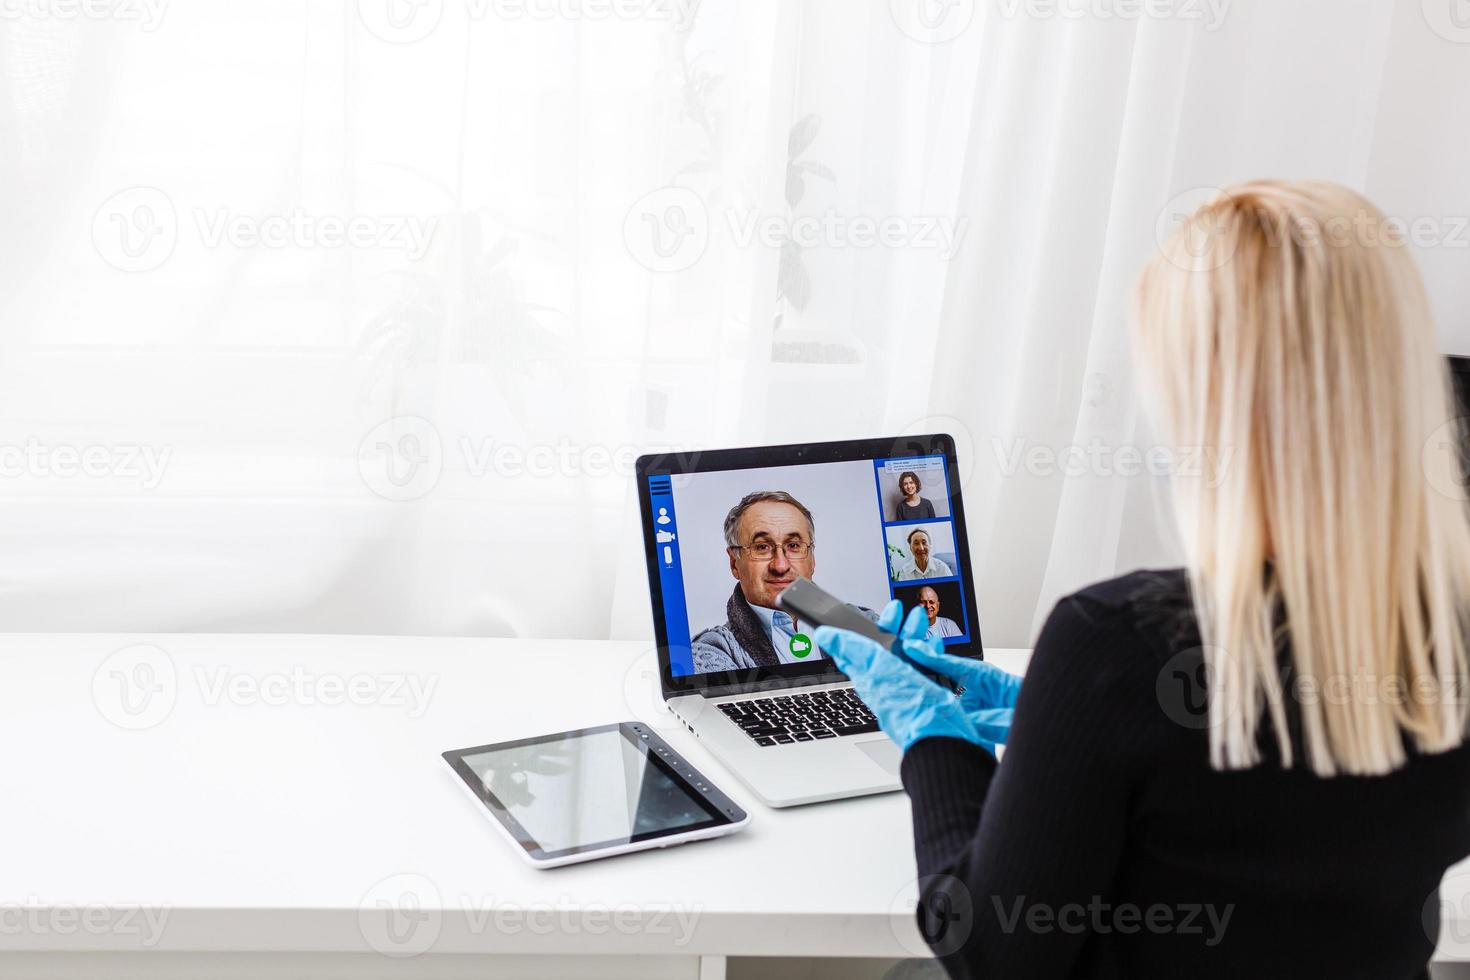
[1133,180,1470,776]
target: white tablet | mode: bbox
[442,721,751,868]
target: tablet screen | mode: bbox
[457,727,724,854]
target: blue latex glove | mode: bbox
[866,601,1015,751]
[815,603,1005,755]
[874,600,1023,713]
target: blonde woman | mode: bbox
[817,181,1470,978]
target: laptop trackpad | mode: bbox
[855,737,901,775]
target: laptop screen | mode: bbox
[645,449,974,679]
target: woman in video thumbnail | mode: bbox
[891,528,953,581]
[891,470,937,521]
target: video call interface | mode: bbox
[649,454,972,677]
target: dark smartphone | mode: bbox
[776,577,958,692]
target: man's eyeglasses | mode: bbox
[732,539,814,561]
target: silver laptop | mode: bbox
[636,435,985,808]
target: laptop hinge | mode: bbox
[691,673,849,699]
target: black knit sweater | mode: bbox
[900,569,1470,979]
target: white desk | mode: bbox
[0,635,1464,978]
[0,635,1026,979]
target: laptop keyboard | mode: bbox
[717,688,881,746]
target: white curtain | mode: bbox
[2,0,1466,645]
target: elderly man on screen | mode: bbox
[891,528,954,581]
[690,490,877,673]
[916,586,962,639]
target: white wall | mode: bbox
[1111,0,1470,603]
[1367,1,1470,355]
